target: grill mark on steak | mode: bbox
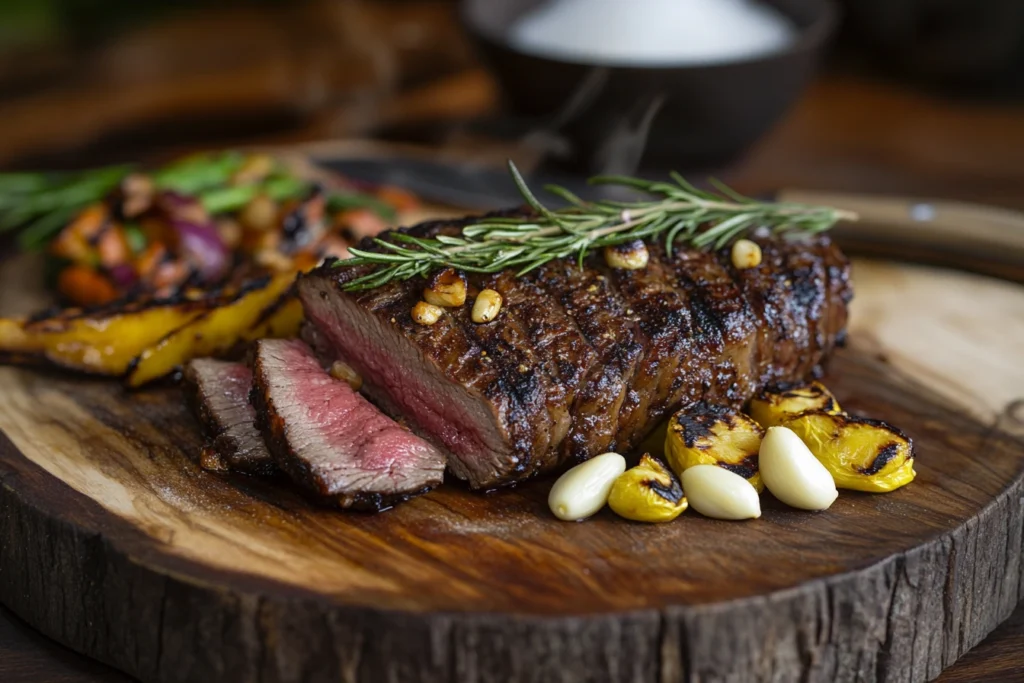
[249,338,445,511]
[727,237,780,390]
[822,238,854,361]
[481,270,595,476]
[533,258,642,463]
[663,245,760,410]
[183,358,274,475]
[743,238,802,386]
[465,293,553,474]
[299,217,852,489]
[599,246,693,450]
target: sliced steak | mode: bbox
[183,358,274,475]
[250,338,445,510]
[298,216,852,490]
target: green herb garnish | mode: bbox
[338,161,857,291]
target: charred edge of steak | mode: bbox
[328,485,436,513]
[182,360,275,476]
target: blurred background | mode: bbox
[0,0,1022,206]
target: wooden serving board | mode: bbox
[2,248,1024,681]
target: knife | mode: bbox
[778,189,1024,284]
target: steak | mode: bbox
[250,338,446,510]
[183,358,274,475]
[298,217,852,490]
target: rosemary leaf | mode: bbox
[333,163,857,291]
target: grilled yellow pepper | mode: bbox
[0,300,211,375]
[783,411,916,492]
[127,274,299,387]
[608,454,687,522]
[664,403,765,492]
[748,381,842,428]
[748,382,915,492]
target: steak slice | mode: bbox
[250,338,445,510]
[183,358,274,475]
[298,216,852,490]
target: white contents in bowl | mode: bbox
[508,0,797,66]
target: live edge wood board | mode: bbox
[1,250,1024,682]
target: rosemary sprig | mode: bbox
[338,161,858,291]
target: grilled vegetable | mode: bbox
[245,292,304,341]
[748,381,842,429]
[665,403,766,493]
[56,265,120,306]
[608,454,687,523]
[3,151,416,308]
[126,274,299,387]
[782,411,916,492]
[0,299,212,375]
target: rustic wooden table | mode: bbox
[0,3,1022,676]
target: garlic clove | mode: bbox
[471,288,503,323]
[423,268,467,307]
[730,238,762,269]
[329,360,363,392]
[759,426,838,510]
[548,452,627,521]
[412,300,443,326]
[604,240,649,270]
[679,465,761,520]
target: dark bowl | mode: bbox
[461,0,838,173]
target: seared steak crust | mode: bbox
[299,214,852,489]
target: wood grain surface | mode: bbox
[2,1,1023,676]
[0,257,1023,682]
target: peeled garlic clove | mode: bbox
[731,238,762,269]
[679,465,761,520]
[759,426,838,510]
[548,452,627,521]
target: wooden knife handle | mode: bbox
[778,188,1024,283]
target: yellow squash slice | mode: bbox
[783,411,916,492]
[0,301,212,375]
[127,274,299,387]
[665,403,766,492]
[608,454,687,523]
[748,381,842,429]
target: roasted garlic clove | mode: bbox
[665,403,766,492]
[423,268,467,307]
[329,360,363,392]
[604,240,649,270]
[608,454,687,523]
[783,411,915,492]
[548,452,627,521]
[730,239,762,269]
[411,301,443,326]
[679,465,761,520]
[759,426,838,510]
[748,381,842,429]
[471,288,503,323]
